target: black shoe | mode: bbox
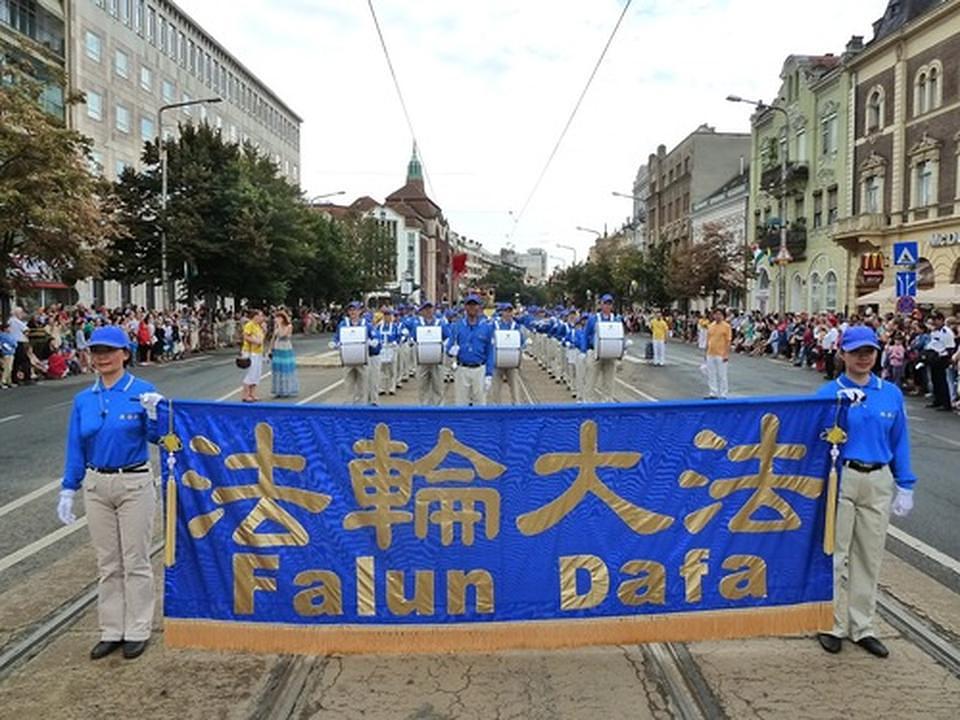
[122,639,149,659]
[90,640,123,660]
[855,636,888,658]
[817,633,842,654]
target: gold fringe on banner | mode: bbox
[164,477,177,567]
[165,602,832,655]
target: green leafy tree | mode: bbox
[0,60,120,310]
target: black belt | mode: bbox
[460,362,482,368]
[89,464,149,475]
[844,460,885,473]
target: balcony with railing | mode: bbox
[759,162,809,197]
[755,220,807,262]
[833,213,889,238]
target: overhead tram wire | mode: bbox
[508,0,634,242]
[366,0,439,202]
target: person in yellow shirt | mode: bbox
[240,308,265,402]
[650,311,668,366]
[705,308,732,399]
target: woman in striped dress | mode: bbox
[271,310,299,398]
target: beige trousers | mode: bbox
[418,364,444,406]
[84,471,156,642]
[832,465,895,641]
[344,365,367,405]
[455,365,486,406]
[367,355,382,404]
[492,367,520,404]
[1,355,12,386]
[587,355,617,402]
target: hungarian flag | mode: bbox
[452,253,468,276]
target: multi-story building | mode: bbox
[70,0,302,308]
[450,233,487,289]
[746,52,853,314]
[385,145,451,303]
[834,0,960,311]
[691,168,750,310]
[501,248,548,285]
[645,124,751,256]
[1,0,67,120]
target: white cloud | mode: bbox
[174,0,881,265]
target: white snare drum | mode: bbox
[494,329,522,369]
[416,326,443,365]
[339,325,368,366]
[594,321,625,360]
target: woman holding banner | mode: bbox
[55,326,164,660]
[816,325,916,659]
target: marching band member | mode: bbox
[491,302,526,405]
[330,301,378,405]
[57,326,163,660]
[584,293,623,403]
[447,294,494,406]
[416,300,446,406]
[377,307,401,396]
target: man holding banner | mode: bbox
[816,325,916,659]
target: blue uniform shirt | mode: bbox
[62,373,160,490]
[817,374,916,490]
[447,316,494,376]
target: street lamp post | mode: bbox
[157,96,222,310]
[575,225,602,237]
[727,95,792,316]
[555,243,577,264]
[307,191,346,204]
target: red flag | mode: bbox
[452,253,468,276]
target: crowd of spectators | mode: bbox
[629,307,960,414]
[1,303,339,388]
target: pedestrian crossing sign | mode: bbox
[893,241,918,266]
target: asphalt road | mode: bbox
[0,333,957,595]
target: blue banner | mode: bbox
[159,397,837,654]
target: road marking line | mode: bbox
[0,480,61,520]
[887,526,960,577]
[518,372,535,405]
[0,415,22,425]
[615,377,659,402]
[920,430,960,448]
[296,379,345,405]
[0,518,88,574]
[215,371,272,402]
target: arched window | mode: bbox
[928,65,941,111]
[791,274,803,313]
[758,268,770,291]
[825,271,838,311]
[917,257,935,290]
[952,259,960,284]
[810,272,823,314]
[915,72,928,115]
[866,88,884,133]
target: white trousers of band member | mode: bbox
[587,355,617,402]
[832,465,895,641]
[418,363,444,405]
[367,355,382,404]
[575,352,587,401]
[344,365,367,405]
[455,365,487,406]
[492,367,521,404]
[652,340,666,366]
[381,353,397,394]
[705,356,728,398]
[84,471,156,642]
[401,343,415,378]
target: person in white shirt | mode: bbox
[926,312,956,411]
[7,307,32,385]
[821,321,840,379]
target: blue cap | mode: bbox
[88,326,129,350]
[600,293,614,303]
[419,300,434,311]
[347,300,363,310]
[464,293,482,305]
[841,326,881,352]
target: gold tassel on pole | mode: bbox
[821,424,847,555]
[160,399,183,567]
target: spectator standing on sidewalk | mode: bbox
[270,310,299,398]
[650,311,668,367]
[926,312,956,411]
[0,321,15,388]
[7,306,32,385]
[816,326,916,659]
[704,308,731,399]
[240,309,266,403]
[56,326,164,661]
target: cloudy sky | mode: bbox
[175,0,883,266]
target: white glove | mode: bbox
[139,391,164,420]
[328,340,337,350]
[891,488,913,517]
[368,338,380,349]
[625,339,634,348]
[57,489,77,525]
[448,344,460,357]
[484,376,493,393]
[837,388,867,406]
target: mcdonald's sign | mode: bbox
[860,252,885,279]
